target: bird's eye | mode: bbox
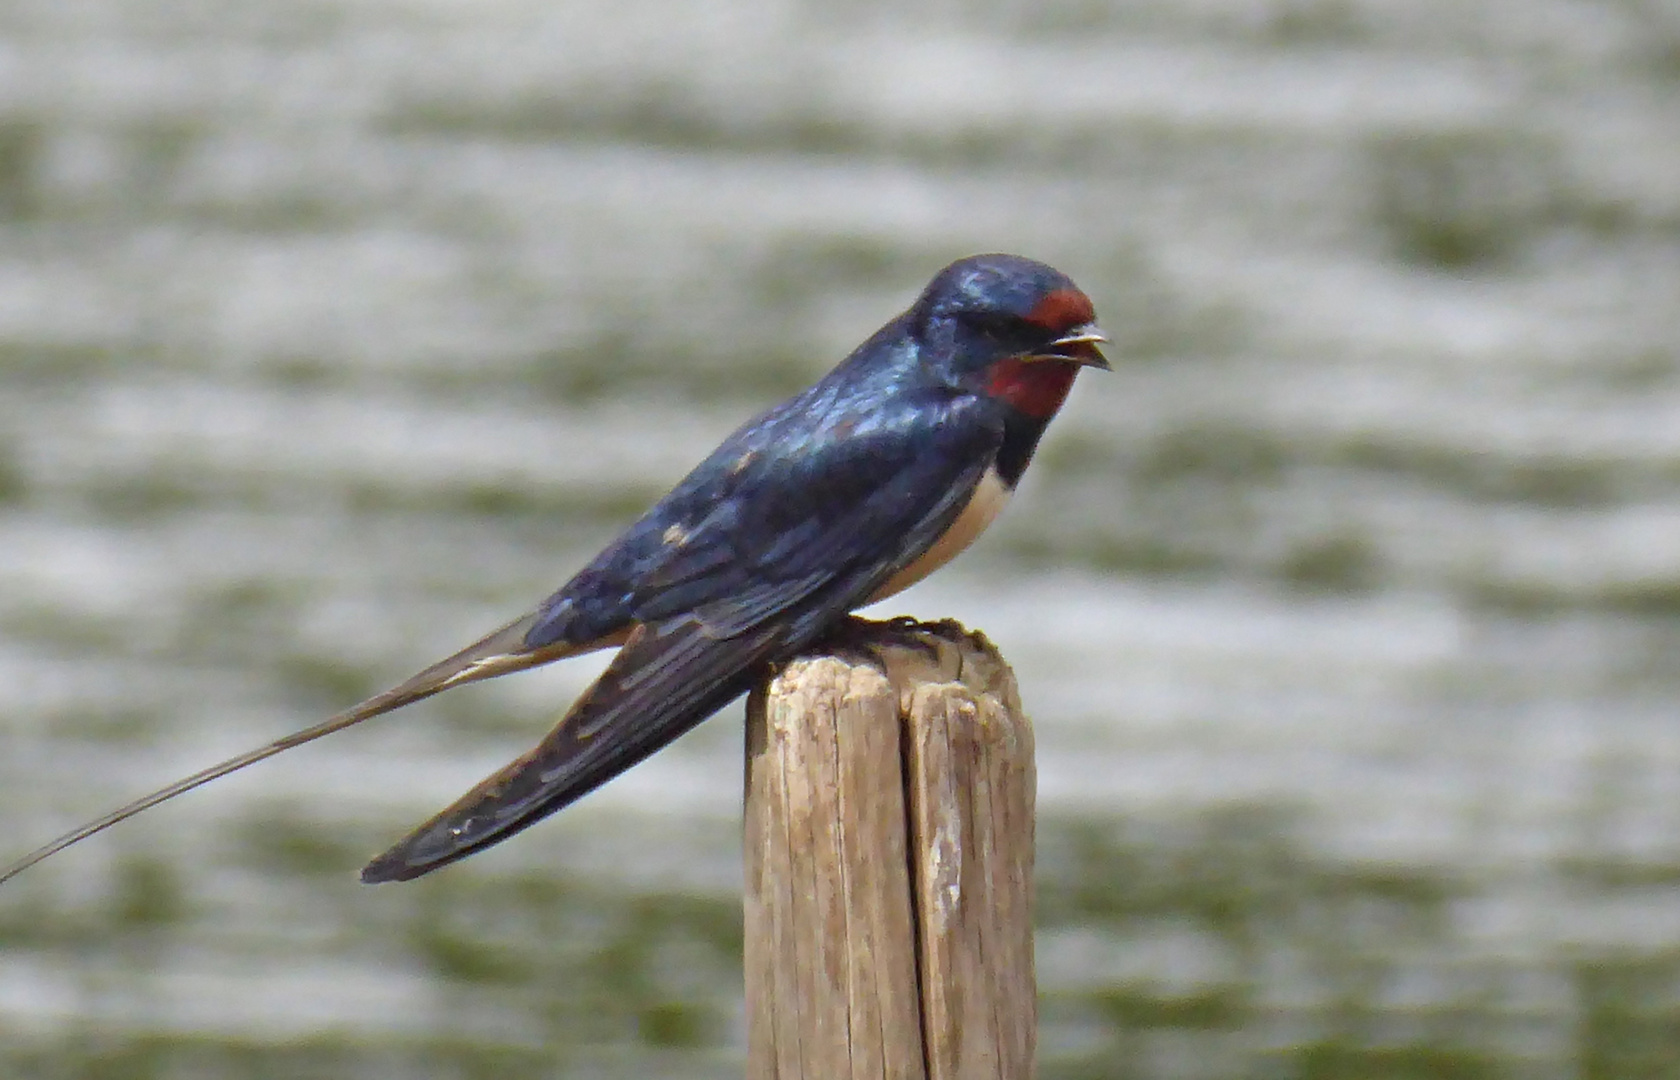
[965,311,1023,345]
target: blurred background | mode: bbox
[1,0,1678,1076]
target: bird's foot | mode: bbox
[818,615,950,668]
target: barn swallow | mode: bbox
[0,253,1107,886]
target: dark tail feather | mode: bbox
[0,612,583,887]
[360,618,778,882]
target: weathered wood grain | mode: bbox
[744,618,1034,1080]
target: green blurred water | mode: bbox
[2,0,1679,1076]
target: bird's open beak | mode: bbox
[1043,323,1111,370]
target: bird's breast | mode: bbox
[865,466,1011,604]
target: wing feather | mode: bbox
[362,394,1001,881]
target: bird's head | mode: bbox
[910,253,1109,418]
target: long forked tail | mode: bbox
[359,614,784,883]
[0,611,601,887]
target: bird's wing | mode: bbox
[361,394,1003,881]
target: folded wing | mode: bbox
[361,390,1002,881]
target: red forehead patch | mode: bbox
[1024,288,1094,332]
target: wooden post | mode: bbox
[743,618,1035,1080]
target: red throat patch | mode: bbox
[986,358,1079,418]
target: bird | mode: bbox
[0,252,1108,886]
